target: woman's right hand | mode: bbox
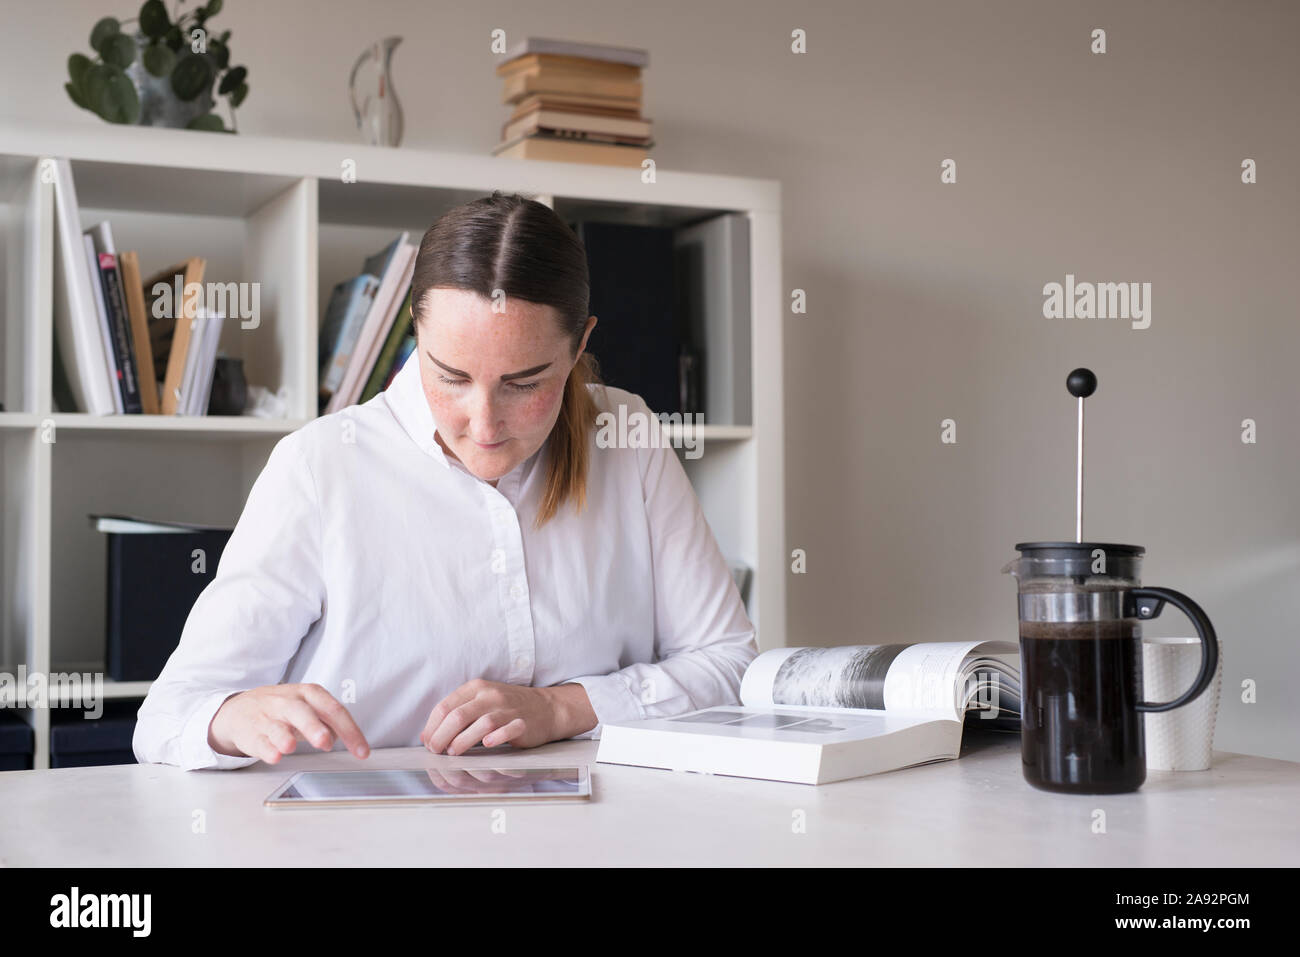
[207,683,371,764]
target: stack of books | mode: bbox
[491,37,653,167]
[50,158,226,416]
[318,233,417,415]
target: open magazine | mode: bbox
[595,641,1020,785]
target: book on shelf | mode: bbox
[359,287,415,405]
[492,132,649,166]
[318,273,381,407]
[176,306,225,416]
[87,222,144,414]
[322,233,416,414]
[596,641,1022,785]
[144,257,208,415]
[382,334,417,392]
[500,37,650,69]
[493,38,653,165]
[115,250,160,414]
[502,107,653,147]
[80,232,123,414]
[50,157,114,415]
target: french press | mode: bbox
[1002,369,1219,794]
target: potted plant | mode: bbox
[65,0,249,132]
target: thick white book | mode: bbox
[50,158,115,415]
[596,640,1021,785]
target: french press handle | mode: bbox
[1124,587,1219,713]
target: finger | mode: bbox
[420,682,483,748]
[263,718,298,757]
[483,717,526,749]
[300,684,370,758]
[249,723,294,764]
[250,733,281,764]
[426,699,491,755]
[274,698,335,752]
[447,713,502,756]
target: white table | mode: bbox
[2,733,1296,866]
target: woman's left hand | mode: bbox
[420,679,592,755]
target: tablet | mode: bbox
[263,766,591,808]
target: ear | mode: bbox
[574,314,597,360]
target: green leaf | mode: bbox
[80,62,111,113]
[65,81,88,111]
[204,0,224,17]
[170,52,213,101]
[186,113,226,132]
[209,38,229,70]
[67,53,92,87]
[219,30,231,43]
[98,69,141,124]
[102,32,137,70]
[218,65,246,95]
[139,0,171,39]
[90,18,120,54]
[230,81,248,108]
[142,41,175,77]
[164,25,182,51]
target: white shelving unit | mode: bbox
[0,121,785,769]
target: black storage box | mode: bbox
[0,711,35,771]
[93,513,233,681]
[50,698,144,768]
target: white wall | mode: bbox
[2,0,1296,759]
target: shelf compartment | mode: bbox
[57,163,316,420]
[49,432,278,671]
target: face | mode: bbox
[415,287,596,483]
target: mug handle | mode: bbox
[1126,587,1219,713]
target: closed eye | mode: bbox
[438,374,539,392]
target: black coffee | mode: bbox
[1019,618,1145,794]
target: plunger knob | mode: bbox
[1067,368,1097,398]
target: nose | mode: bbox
[467,387,504,443]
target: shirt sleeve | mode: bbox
[132,431,326,770]
[564,395,759,739]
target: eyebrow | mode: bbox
[427,352,552,381]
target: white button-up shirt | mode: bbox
[133,354,758,770]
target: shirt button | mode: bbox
[510,582,525,600]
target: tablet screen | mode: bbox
[264,766,590,807]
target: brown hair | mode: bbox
[408,191,601,527]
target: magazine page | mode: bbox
[740,641,1019,722]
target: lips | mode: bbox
[473,438,508,449]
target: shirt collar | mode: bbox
[386,351,451,469]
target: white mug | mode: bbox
[1143,635,1223,771]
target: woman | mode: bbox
[133,191,757,770]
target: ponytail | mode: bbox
[536,352,600,528]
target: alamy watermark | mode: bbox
[595,403,704,459]
[1043,273,1151,329]
[151,276,261,329]
[0,665,103,718]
